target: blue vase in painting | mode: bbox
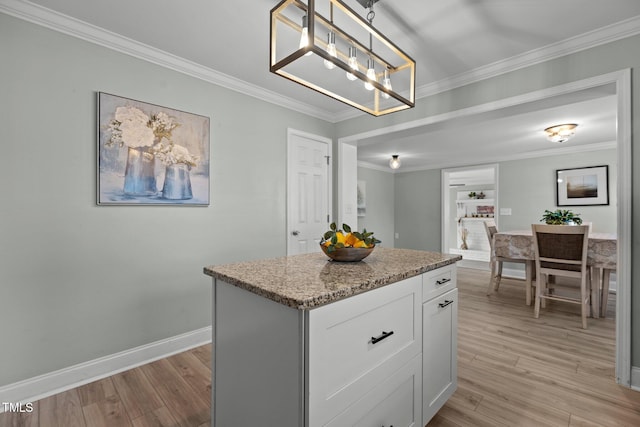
[123,146,157,196]
[162,163,193,200]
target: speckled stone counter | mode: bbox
[204,247,462,309]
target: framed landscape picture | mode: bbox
[97,92,210,205]
[556,165,609,206]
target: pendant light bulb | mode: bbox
[365,59,376,91]
[389,155,401,170]
[323,32,337,69]
[346,47,358,81]
[381,69,392,99]
[299,15,312,57]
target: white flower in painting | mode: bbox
[115,106,155,148]
[152,142,198,167]
[106,106,155,148]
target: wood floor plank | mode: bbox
[111,367,164,420]
[76,377,117,407]
[190,345,211,368]
[434,399,511,427]
[38,389,85,427]
[444,384,483,412]
[81,395,131,427]
[130,407,179,427]
[474,393,571,427]
[139,359,209,427]
[166,351,211,399]
[568,413,609,427]
[460,355,640,427]
[0,403,38,427]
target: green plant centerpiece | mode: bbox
[320,223,381,261]
[540,209,583,225]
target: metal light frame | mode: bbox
[270,0,416,116]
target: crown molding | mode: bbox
[3,0,640,124]
[0,0,336,122]
[334,15,640,122]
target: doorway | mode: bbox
[442,165,498,270]
[339,70,631,386]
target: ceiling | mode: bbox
[7,0,640,170]
[356,84,618,172]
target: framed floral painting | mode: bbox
[97,92,210,205]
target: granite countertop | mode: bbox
[204,247,462,310]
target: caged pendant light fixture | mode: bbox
[270,0,416,116]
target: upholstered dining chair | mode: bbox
[483,220,535,305]
[531,224,591,329]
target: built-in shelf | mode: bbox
[455,189,494,261]
[456,198,494,204]
[457,217,494,220]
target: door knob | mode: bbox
[292,230,300,236]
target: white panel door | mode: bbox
[287,130,331,255]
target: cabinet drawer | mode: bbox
[307,275,422,426]
[423,264,456,302]
[325,354,422,427]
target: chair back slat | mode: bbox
[531,224,589,273]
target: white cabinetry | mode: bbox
[308,275,422,426]
[212,263,458,427]
[422,266,458,424]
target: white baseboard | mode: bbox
[0,326,212,411]
[631,366,640,391]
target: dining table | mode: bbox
[493,229,617,318]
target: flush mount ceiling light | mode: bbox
[544,123,578,143]
[389,154,401,169]
[270,0,416,116]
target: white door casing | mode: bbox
[287,129,332,256]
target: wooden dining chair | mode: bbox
[532,224,591,329]
[483,220,534,305]
[600,268,615,317]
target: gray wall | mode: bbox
[0,14,333,386]
[339,35,640,367]
[1,8,637,389]
[394,169,442,251]
[356,167,395,247]
[498,149,617,233]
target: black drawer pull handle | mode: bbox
[436,278,451,285]
[371,330,394,344]
[439,300,454,308]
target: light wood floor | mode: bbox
[2,268,639,427]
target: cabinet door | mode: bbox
[325,355,422,427]
[423,288,458,425]
[307,275,422,426]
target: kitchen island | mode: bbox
[204,247,462,427]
